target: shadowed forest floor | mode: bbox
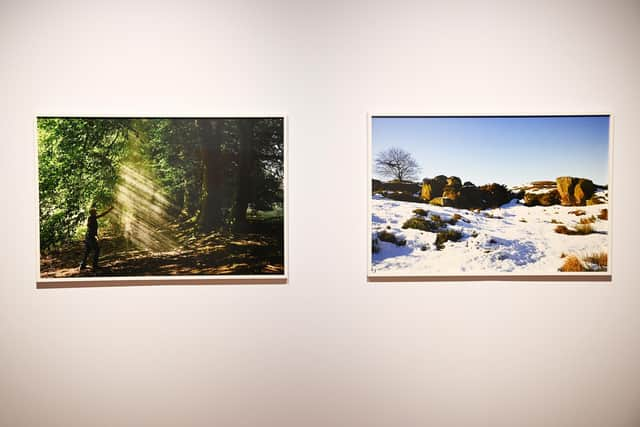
[40,220,285,278]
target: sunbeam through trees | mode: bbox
[38,117,285,278]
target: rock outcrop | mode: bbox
[421,175,448,201]
[477,183,514,209]
[442,176,463,201]
[372,180,421,193]
[372,179,422,202]
[429,197,455,207]
[556,177,596,206]
[523,189,560,207]
[420,175,516,209]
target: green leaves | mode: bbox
[38,118,128,250]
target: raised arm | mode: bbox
[97,206,114,218]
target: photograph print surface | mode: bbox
[369,115,611,278]
[38,117,286,283]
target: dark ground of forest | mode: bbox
[40,220,284,278]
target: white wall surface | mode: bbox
[1,0,639,426]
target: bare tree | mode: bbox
[374,147,421,182]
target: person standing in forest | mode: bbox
[80,206,113,270]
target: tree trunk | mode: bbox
[232,119,255,231]
[198,118,225,231]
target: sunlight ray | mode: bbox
[112,132,180,253]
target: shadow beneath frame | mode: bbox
[368,274,612,283]
[37,277,288,288]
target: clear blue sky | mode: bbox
[372,116,610,187]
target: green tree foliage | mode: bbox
[38,118,128,250]
[38,117,285,251]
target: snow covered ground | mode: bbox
[370,192,609,275]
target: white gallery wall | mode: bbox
[1,0,640,426]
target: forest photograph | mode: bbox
[38,116,286,280]
[370,115,611,277]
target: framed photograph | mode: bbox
[368,114,612,281]
[36,116,287,287]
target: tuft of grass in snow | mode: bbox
[554,225,572,235]
[584,252,607,270]
[484,212,503,219]
[559,256,585,272]
[435,229,463,250]
[449,213,463,225]
[559,252,608,272]
[550,218,562,224]
[598,208,608,220]
[574,223,594,235]
[579,216,596,225]
[402,216,438,232]
[569,209,587,216]
[519,218,527,223]
[377,230,406,246]
[430,214,444,226]
[555,224,594,235]
[412,208,429,216]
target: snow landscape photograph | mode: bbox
[369,115,611,278]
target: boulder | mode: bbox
[429,197,455,207]
[442,185,460,200]
[421,175,448,201]
[478,183,514,208]
[441,176,462,200]
[373,180,420,193]
[456,186,483,209]
[574,179,596,205]
[446,176,462,188]
[556,177,596,206]
[523,189,560,207]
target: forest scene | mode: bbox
[370,116,611,276]
[38,117,285,278]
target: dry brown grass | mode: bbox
[574,223,594,235]
[555,225,572,235]
[583,252,608,270]
[579,216,596,224]
[559,256,586,272]
[598,208,608,220]
[569,209,587,216]
[435,229,463,250]
[449,213,464,225]
[377,230,406,246]
[402,216,438,232]
[556,224,594,235]
[559,252,608,272]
